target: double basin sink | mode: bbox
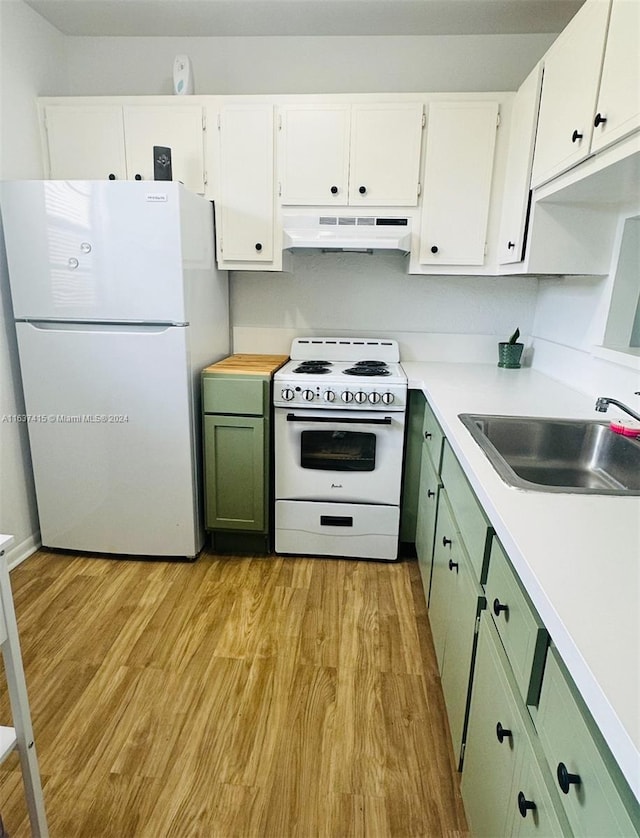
[459,414,640,495]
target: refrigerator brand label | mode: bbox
[146,193,168,202]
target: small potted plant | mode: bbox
[498,327,524,369]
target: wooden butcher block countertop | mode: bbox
[203,354,289,377]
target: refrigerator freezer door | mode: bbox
[15,321,203,557]
[1,181,189,323]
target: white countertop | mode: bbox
[403,362,640,801]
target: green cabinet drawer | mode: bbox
[486,538,548,707]
[422,397,445,473]
[462,618,570,838]
[441,441,492,582]
[536,647,640,837]
[204,414,266,531]
[202,375,268,415]
[415,442,441,603]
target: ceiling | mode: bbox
[23,0,585,38]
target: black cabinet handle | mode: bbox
[358,185,367,194]
[507,241,515,250]
[424,431,432,440]
[427,489,435,498]
[496,722,512,743]
[255,242,263,252]
[571,129,583,143]
[557,762,581,794]
[431,245,439,254]
[108,173,116,180]
[594,113,607,128]
[448,558,458,572]
[518,791,536,818]
[330,185,338,194]
[134,173,143,181]
[493,597,508,617]
[442,536,452,548]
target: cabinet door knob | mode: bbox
[442,536,452,548]
[255,242,263,252]
[108,173,116,180]
[507,241,515,249]
[330,185,338,194]
[134,173,143,181]
[424,431,432,440]
[358,185,367,194]
[594,113,607,128]
[571,129,583,143]
[448,558,458,572]
[430,245,439,254]
[496,722,512,743]
[517,791,536,818]
[427,489,435,498]
[493,597,509,617]
[557,762,581,794]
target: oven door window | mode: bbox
[300,430,376,471]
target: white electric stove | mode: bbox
[273,337,408,561]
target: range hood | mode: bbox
[282,213,412,253]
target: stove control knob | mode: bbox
[368,392,381,404]
[302,389,315,402]
[281,388,295,401]
[354,391,367,404]
[341,390,354,403]
[381,392,395,405]
[323,390,336,403]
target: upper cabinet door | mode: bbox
[530,0,610,188]
[591,0,640,153]
[216,103,275,263]
[419,102,498,266]
[348,103,424,206]
[498,64,543,266]
[123,105,206,194]
[279,105,351,205]
[43,105,127,181]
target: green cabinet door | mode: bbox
[440,547,483,768]
[204,414,265,531]
[415,443,441,604]
[428,494,459,672]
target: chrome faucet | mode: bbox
[595,396,640,423]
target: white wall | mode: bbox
[63,33,556,96]
[0,0,68,564]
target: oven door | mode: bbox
[275,407,405,505]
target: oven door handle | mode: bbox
[286,413,393,425]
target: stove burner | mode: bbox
[293,362,332,374]
[344,366,391,377]
[353,360,388,367]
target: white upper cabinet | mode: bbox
[530,0,610,188]
[122,105,206,193]
[42,104,127,181]
[213,102,276,266]
[278,102,424,206]
[591,0,640,153]
[41,101,206,194]
[498,64,543,266]
[278,105,351,205]
[419,101,499,266]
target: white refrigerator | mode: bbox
[0,180,229,558]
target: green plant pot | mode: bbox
[498,342,524,369]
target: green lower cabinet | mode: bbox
[204,414,265,531]
[415,443,440,604]
[462,617,571,837]
[536,648,640,837]
[429,490,484,768]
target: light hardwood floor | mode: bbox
[0,549,469,837]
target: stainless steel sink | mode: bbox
[458,414,640,495]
